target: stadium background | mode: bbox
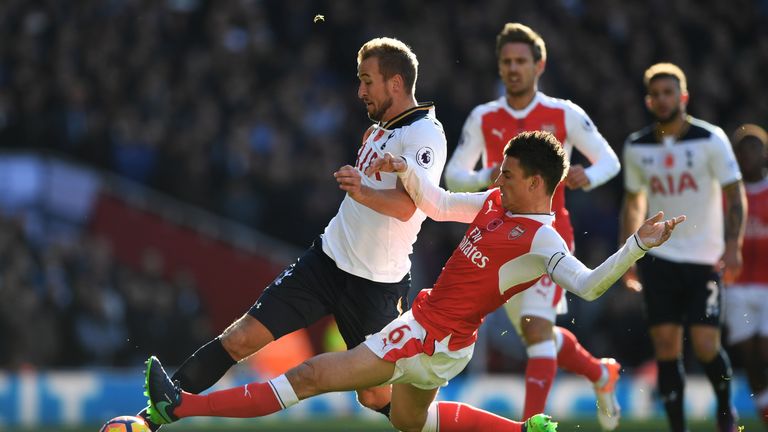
[0,0,767,430]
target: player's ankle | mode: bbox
[594,363,608,387]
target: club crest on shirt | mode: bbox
[416,147,434,168]
[541,124,557,135]
[486,218,504,231]
[508,224,526,240]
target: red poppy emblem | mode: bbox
[664,153,675,168]
[486,218,504,231]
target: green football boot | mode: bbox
[524,413,558,432]
[143,356,181,425]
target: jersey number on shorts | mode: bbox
[386,325,411,344]
[705,280,720,317]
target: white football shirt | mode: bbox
[623,117,742,264]
[322,103,447,282]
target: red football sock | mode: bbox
[523,357,557,419]
[556,327,603,383]
[437,402,523,431]
[175,382,284,418]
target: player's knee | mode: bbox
[220,317,271,360]
[285,360,324,398]
[521,317,554,345]
[389,410,427,432]
[691,339,719,362]
[356,388,389,411]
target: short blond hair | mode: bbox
[357,37,419,95]
[643,63,688,94]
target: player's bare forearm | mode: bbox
[354,183,416,222]
[723,180,747,245]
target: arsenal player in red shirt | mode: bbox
[142,131,684,432]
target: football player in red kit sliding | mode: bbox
[143,131,684,432]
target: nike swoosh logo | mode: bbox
[155,401,174,423]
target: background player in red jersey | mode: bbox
[141,131,684,432]
[620,63,747,432]
[135,37,448,430]
[725,124,768,428]
[444,22,623,429]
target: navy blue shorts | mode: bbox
[637,254,723,327]
[248,237,411,349]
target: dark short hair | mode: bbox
[503,131,568,195]
[357,37,419,95]
[732,123,767,150]
[643,62,688,93]
[496,23,546,63]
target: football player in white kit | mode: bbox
[143,131,685,432]
[136,37,447,430]
[724,124,768,428]
[444,22,622,429]
[620,63,747,432]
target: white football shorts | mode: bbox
[503,274,567,335]
[363,309,474,390]
[725,284,768,344]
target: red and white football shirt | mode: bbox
[734,177,768,285]
[397,162,649,351]
[445,92,620,249]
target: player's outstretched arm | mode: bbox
[366,152,487,223]
[547,211,685,301]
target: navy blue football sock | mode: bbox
[171,337,236,394]
[701,349,735,428]
[658,358,687,432]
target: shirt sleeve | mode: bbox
[399,118,448,187]
[397,156,488,223]
[707,126,743,186]
[622,139,645,193]
[563,101,621,190]
[444,107,496,192]
[532,226,648,301]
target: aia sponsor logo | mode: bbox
[649,172,698,195]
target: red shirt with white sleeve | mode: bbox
[445,92,620,249]
[398,157,648,351]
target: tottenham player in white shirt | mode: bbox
[444,23,622,429]
[620,63,747,432]
[143,131,684,432]
[136,37,447,430]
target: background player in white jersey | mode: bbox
[135,37,448,429]
[724,124,768,428]
[620,63,747,432]
[444,22,622,428]
[142,131,684,432]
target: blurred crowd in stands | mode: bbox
[0,0,766,370]
[0,214,212,368]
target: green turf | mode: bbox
[17,417,764,432]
